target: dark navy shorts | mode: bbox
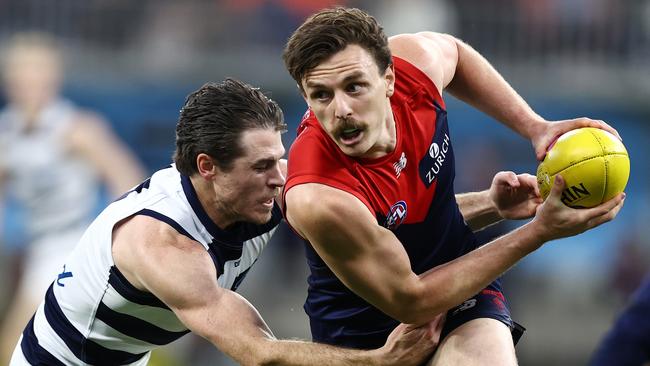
[309,278,524,350]
[441,279,525,345]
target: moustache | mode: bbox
[334,118,363,136]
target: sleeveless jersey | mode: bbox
[0,99,100,240]
[284,57,479,347]
[13,165,281,365]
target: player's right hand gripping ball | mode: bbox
[537,127,630,208]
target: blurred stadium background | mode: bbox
[0,0,648,365]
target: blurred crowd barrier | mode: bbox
[0,0,647,99]
[1,1,649,365]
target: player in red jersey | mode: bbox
[282,7,626,365]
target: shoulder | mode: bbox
[112,214,215,297]
[389,32,459,92]
[114,214,206,266]
[284,183,389,265]
[285,183,374,237]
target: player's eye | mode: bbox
[253,161,273,172]
[346,83,362,93]
[311,90,330,101]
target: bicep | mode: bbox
[285,184,420,317]
[113,217,273,359]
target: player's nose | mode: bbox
[268,162,285,187]
[333,92,352,120]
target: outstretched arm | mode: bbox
[112,215,438,366]
[389,33,620,160]
[285,176,624,326]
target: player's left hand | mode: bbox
[532,118,621,161]
[489,171,542,220]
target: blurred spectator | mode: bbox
[0,32,145,363]
[374,0,458,36]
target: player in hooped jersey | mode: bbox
[282,7,626,365]
[10,79,441,365]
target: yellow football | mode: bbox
[537,127,629,208]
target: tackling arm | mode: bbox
[112,215,436,366]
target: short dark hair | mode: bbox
[283,7,392,89]
[173,78,287,175]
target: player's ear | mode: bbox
[196,153,218,179]
[385,63,395,97]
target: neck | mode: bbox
[189,175,234,229]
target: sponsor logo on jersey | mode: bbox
[384,200,407,230]
[393,152,407,178]
[56,264,73,287]
[419,132,450,187]
[418,101,452,188]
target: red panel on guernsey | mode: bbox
[283,56,445,227]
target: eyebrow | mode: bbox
[249,158,274,168]
[251,152,285,166]
[305,71,366,89]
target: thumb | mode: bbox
[494,171,516,186]
[536,145,546,161]
[508,172,520,187]
[549,174,565,199]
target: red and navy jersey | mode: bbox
[284,57,479,348]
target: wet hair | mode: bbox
[283,7,392,90]
[173,78,286,175]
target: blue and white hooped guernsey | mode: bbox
[11,165,281,365]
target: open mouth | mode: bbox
[339,127,363,145]
[261,197,274,209]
